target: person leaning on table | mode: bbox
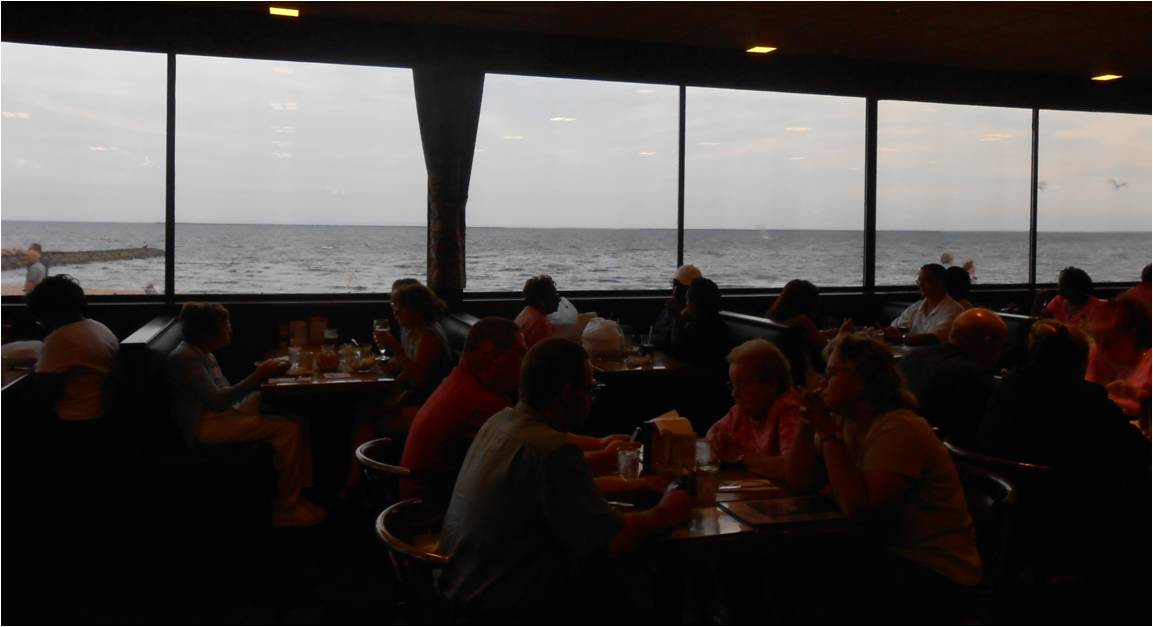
[167,302,324,528]
[785,332,980,622]
[436,338,691,621]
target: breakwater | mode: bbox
[1,247,164,271]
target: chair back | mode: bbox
[375,498,450,618]
[356,437,412,509]
[953,461,1018,601]
[943,439,1054,496]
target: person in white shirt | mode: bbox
[887,264,965,346]
[28,275,119,424]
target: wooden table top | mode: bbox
[260,350,397,396]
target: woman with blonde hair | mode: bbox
[786,333,980,620]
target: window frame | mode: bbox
[1,44,1147,306]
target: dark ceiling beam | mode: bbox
[2,2,1148,114]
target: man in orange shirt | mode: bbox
[400,318,526,505]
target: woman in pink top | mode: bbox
[515,274,561,348]
[1041,266,1100,326]
[1086,295,1151,427]
[707,339,803,479]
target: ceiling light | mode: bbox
[746,46,777,54]
[269,6,299,17]
[1091,74,1122,81]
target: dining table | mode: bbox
[259,347,398,400]
[613,468,865,562]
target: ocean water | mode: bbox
[2,220,1149,294]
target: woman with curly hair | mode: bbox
[786,333,980,620]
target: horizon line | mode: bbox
[0,219,1149,234]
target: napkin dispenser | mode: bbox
[637,412,696,477]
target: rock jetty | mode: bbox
[1,247,164,271]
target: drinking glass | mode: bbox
[372,318,391,356]
[695,464,720,506]
[617,442,643,481]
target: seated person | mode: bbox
[1085,295,1151,424]
[945,265,974,310]
[515,274,561,349]
[886,263,965,346]
[978,319,1149,590]
[898,308,1007,447]
[167,303,323,527]
[670,277,733,367]
[436,339,692,617]
[766,278,843,378]
[1121,263,1151,312]
[980,319,1146,465]
[650,264,701,350]
[399,317,641,504]
[399,318,526,504]
[373,282,453,407]
[1039,266,1100,326]
[387,277,423,343]
[27,275,119,438]
[787,334,981,614]
[707,340,803,479]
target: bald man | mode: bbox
[899,308,1008,446]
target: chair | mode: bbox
[355,436,412,510]
[952,461,1018,613]
[375,497,451,621]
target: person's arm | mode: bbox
[172,351,274,411]
[901,331,942,347]
[389,327,444,388]
[566,432,629,451]
[608,490,692,556]
[594,475,667,496]
[742,453,787,479]
[27,371,68,416]
[818,437,912,520]
[784,420,825,493]
[583,440,626,475]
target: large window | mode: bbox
[685,88,865,288]
[467,74,679,292]
[877,101,1032,285]
[1,43,166,296]
[1037,110,1152,284]
[175,55,425,294]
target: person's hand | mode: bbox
[658,489,693,523]
[640,475,670,493]
[838,318,855,336]
[1107,380,1140,400]
[255,358,290,381]
[711,432,741,464]
[882,326,903,343]
[800,377,837,437]
[374,329,403,354]
[599,434,631,448]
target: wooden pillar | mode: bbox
[413,64,485,305]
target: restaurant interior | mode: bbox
[2,2,1150,624]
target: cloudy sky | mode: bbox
[2,42,1150,232]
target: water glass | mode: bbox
[287,346,302,368]
[617,443,643,481]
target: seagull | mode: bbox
[1108,178,1129,190]
[1037,181,1047,191]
